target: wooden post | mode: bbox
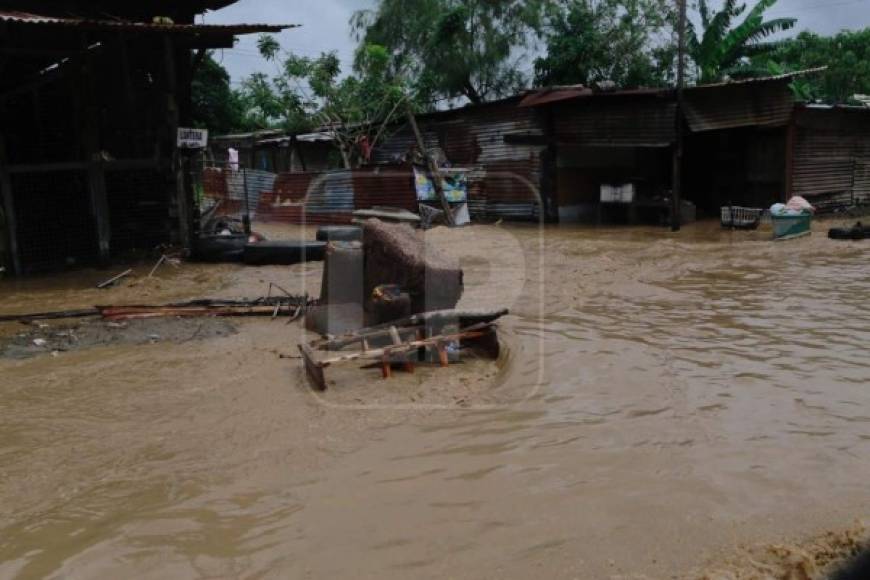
[163,35,191,251]
[540,107,559,223]
[88,157,111,266]
[406,106,455,226]
[81,49,111,265]
[671,0,687,232]
[0,136,20,275]
[783,114,797,202]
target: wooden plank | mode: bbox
[308,323,494,367]
[406,106,455,226]
[299,343,327,391]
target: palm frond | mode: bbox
[699,0,711,29]
[744,17,797,44]
[717,0,790,73]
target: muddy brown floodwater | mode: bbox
[1,220,869,579]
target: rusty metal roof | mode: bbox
[683,78,796,132]
[520,68,827,108]
[519,85,593,107]
[685,67,828,91]
[0,10,295,34]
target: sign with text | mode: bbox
[177,127,208,149]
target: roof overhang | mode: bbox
[0,10,296,37]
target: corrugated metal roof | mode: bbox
[520,68,826,108]
[519,86,593,107]
[686,67,828,90]
[0,10,295,34]
[683,78,795,132]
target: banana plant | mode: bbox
[687,0,796,84]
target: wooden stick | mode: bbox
[307,323,494,367]
[97,269,132,289]
[148,255,166,278]
[0,308,99,323]
[405,105,455,226]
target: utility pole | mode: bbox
[671,0,687,232]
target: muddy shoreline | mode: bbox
[1,220,868,578]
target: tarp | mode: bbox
[414,167,468,202]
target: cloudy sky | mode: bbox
[205,0,870,84]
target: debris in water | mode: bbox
[97,269,133,289]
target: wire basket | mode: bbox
[721,206,764,230]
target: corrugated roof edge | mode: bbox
[685,66,828,90]
[0,10,296,34]
[519,67,828,107]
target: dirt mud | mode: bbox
[0,219,869,579]
[0,318,237,360]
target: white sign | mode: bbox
[177,127,208,149]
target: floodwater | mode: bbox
[0,221,869,579]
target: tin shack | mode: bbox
[0,1,292,274]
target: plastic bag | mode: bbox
[785,196,814,213]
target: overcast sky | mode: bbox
[205,0,870,84]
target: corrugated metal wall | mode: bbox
[792,107,870,211]
[208,167,418,225]
[684,81,794,132]
[553,96,676,146]
[372,100,545,220]
[225,170,277,220]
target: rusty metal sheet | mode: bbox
[553,98,676,146]
[791,107,870,207]
[372,100,546,220]
[519,86,593,107]
[683,80,794,132]
[351,167,417,211]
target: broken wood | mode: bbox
[0,296,313,324]
[97,269,132,289]
[298,322,498,390]
[148,255,167,278]
[320,308,509,351]
[99,304,297,321]
[0,308,100,323]
[405,105,455,226]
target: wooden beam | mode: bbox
[784,115,796,202]
[406,105,455,226]
[80,46,112,266]
[163,35,191,251]
[88,158,112,266]
[0,136,21,275]
[0,47,81,57]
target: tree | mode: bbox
[255,35,411,168]
[534,0,677,88]
[687,0,796,84]
[190,53,245,134]
[758,29,870,104]
[350,0,548,105]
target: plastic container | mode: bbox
[771,213,812,240]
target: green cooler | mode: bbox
[771,213,812,240]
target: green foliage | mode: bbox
[687,0,796,84]
[190,53,245,135]
[757,29,870,103]
[248,35,412,167]
[351,0,548,104]
[534,0,677,89]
